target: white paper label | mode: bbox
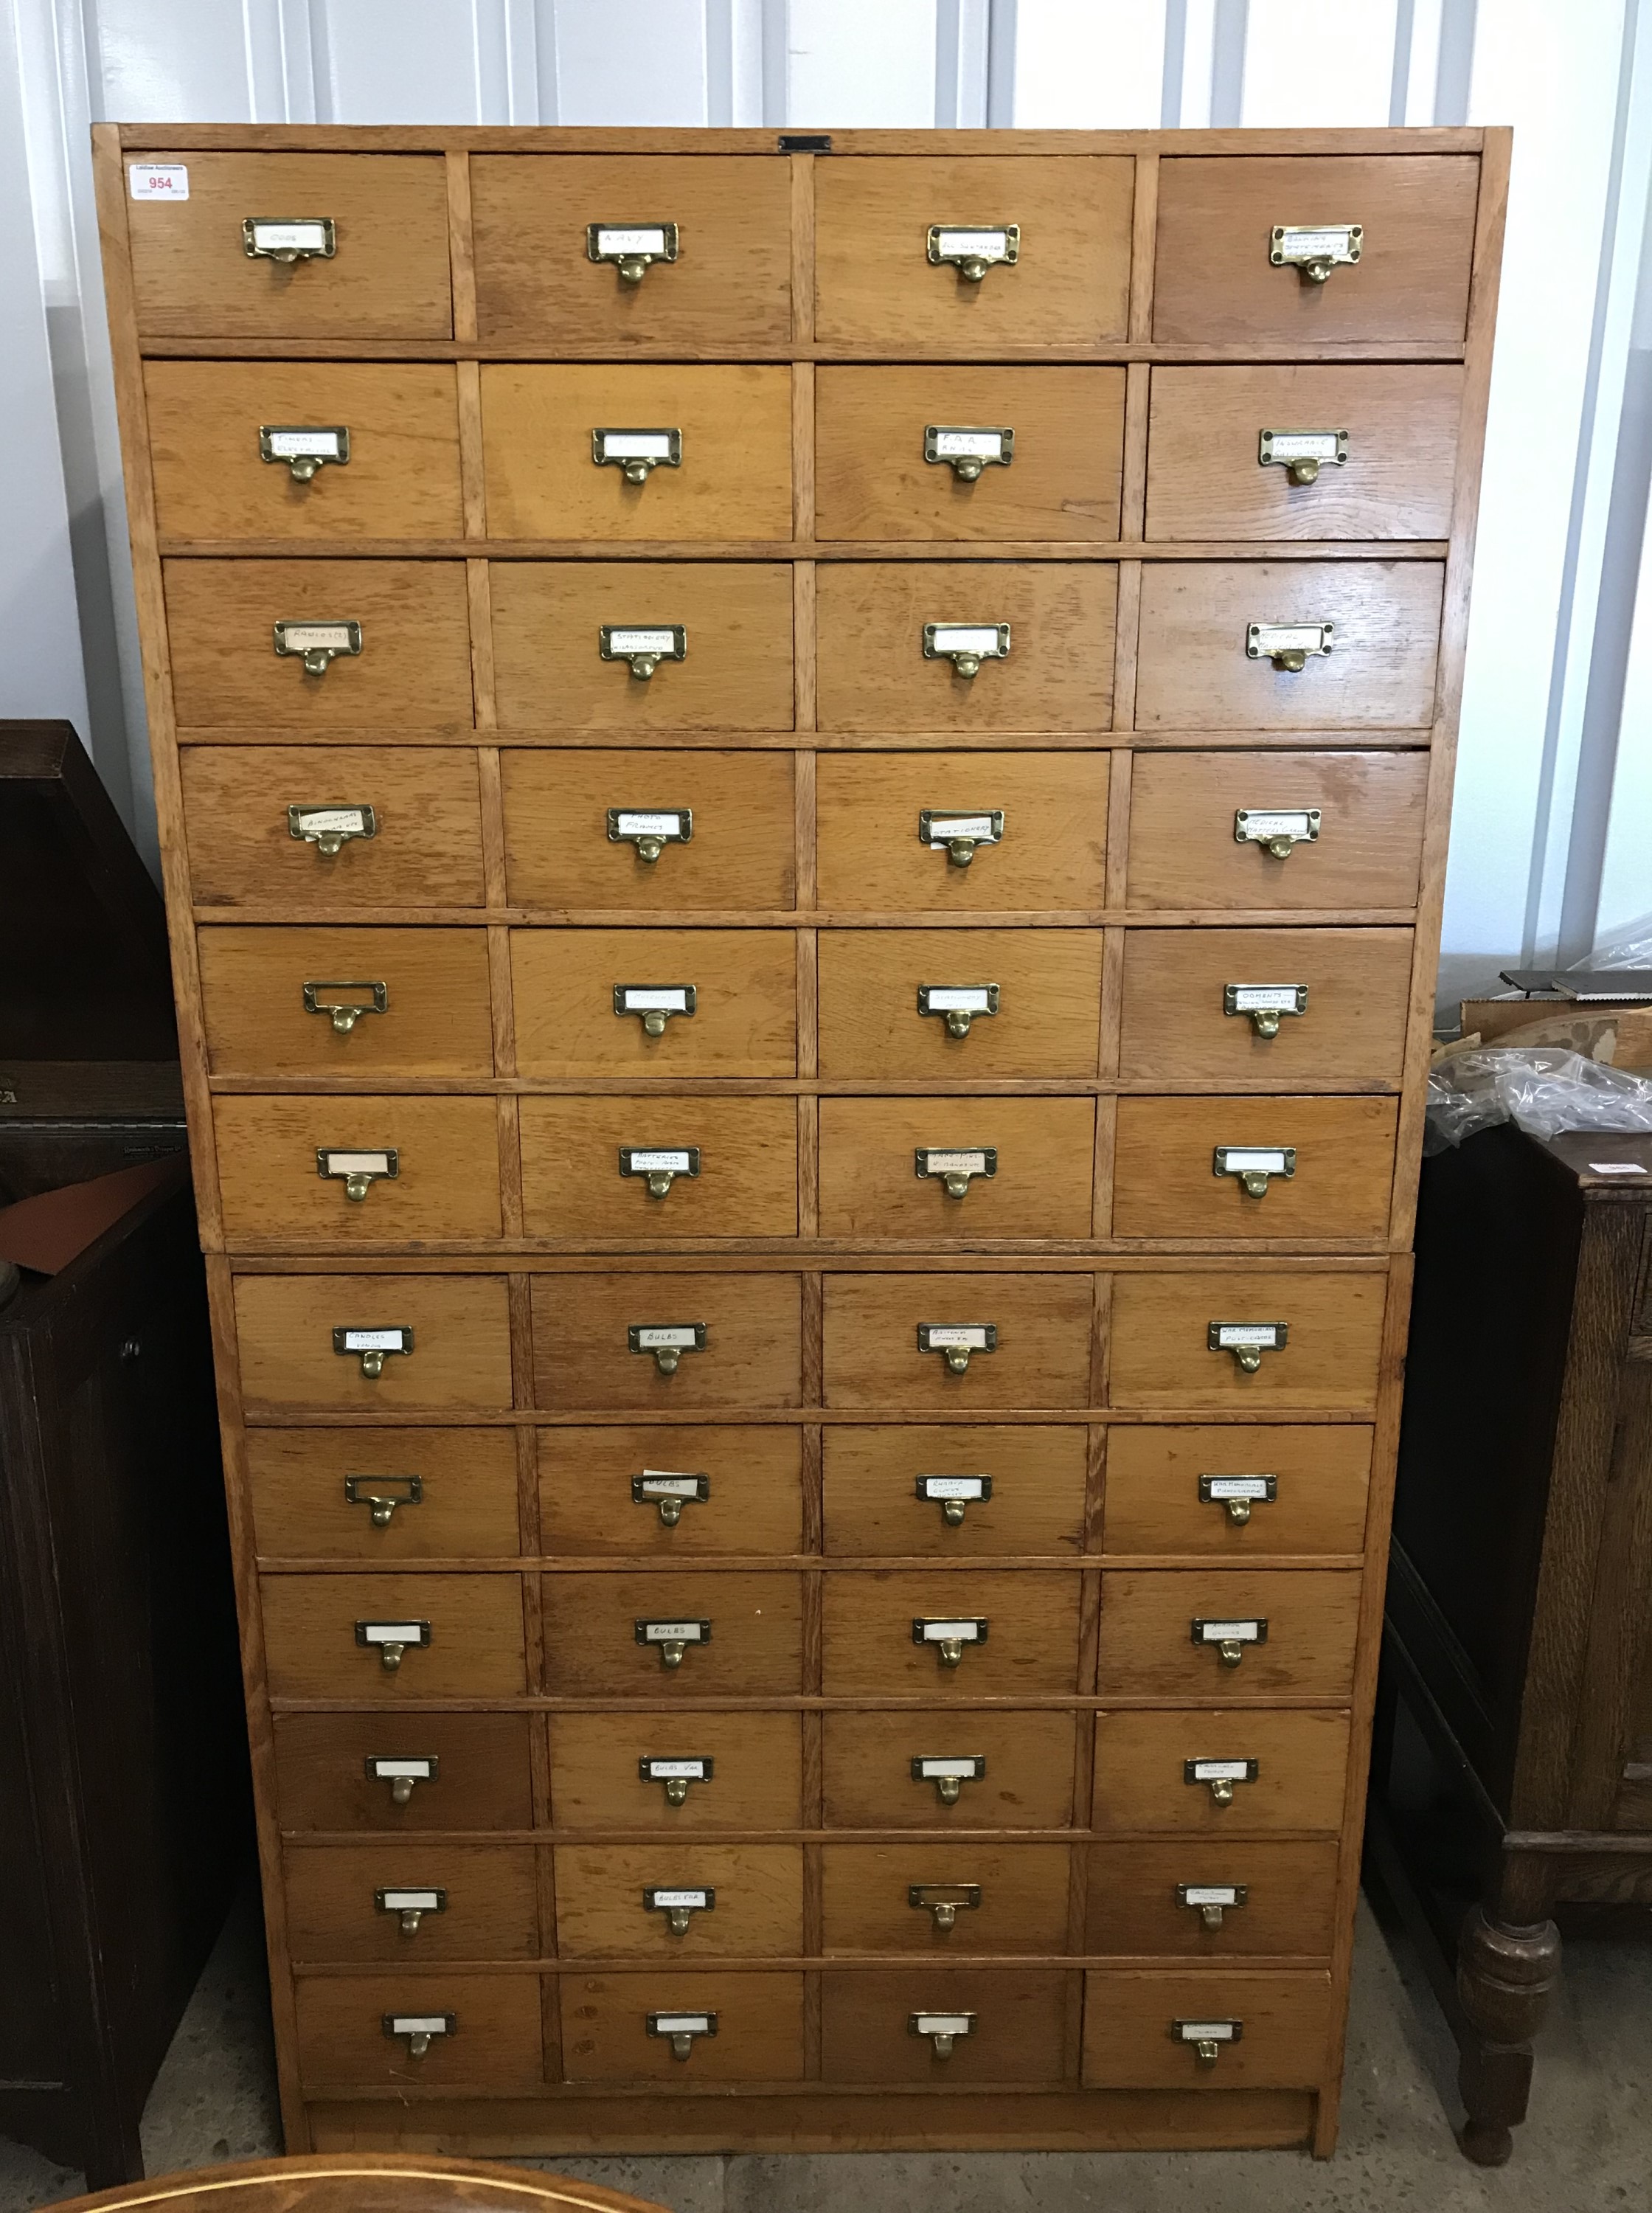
[268,429,341,458]
[921,1150,989,1176]
[920,1619,983,1643]
[920,1477,988,1500]
[1238,811,1315,839]
[914,2014,974,2035]
[1251,623,1327,654]
[280,623,355,652]
[1191,1760,1253,1781]
[389,2015,449,2035]
[1206,1476,1273,1501]
[1276,225,1357,259]
[1198,1620,1263,1643]
[649,1889,709,1908]
[924,987,993,1013]
[1265,432,1340,463]
[935,228,1010,260]
[642,1620,705,1643]
[607,630,679,657]
[919,1758,979,1779]
[372,1758,432,1779]
[927,816,999,845]
[129,163,189,200]
[639,1474,704,1499]
[362,1622,423,1644]
[651,2013,711,2034]
[645,1759,707,1779]
[381,1889,442,1911]
[934,429,1004,459]
[929,625,1004,657]
[294,806,367,836]
[601,432,674,460]
[614,812,685,839]
[1230,986,1301,1014]
[1590,1161,1648,1174]
[596,226,669,255]
[342,1329,406,1351]
[249,220,330,252]
[1177,2020,1238,2042]
[634,1326,698,1350]
[1215,1324,1282,1350]
[923,1326,989,1350]
[1219,1149,1291,1175]
[1181,1886,1241,1906]
[322,1151,392,1176]
[623,988,690,1013]
[628,1151,693,1174]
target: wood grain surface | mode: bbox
[1090,1708,1353,1833]
[822,1709,1079,1829]
[549,1711,804,1832]
[538,1425,804,1556]
[248,1425,522,1560]
[554,1843,803,1957]
[1100,1424,1371,1559]
[822,1424,1088,1556]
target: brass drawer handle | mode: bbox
[923,622,1010,679]
[920,808,1004,867]
[620,1146,701,1200]
[594,426,681,482]
[260,424,349,482]
[1212,1144,1294,1200]
[1178,1881,1248,1932]
[1184,1756,1259,1809]
[924,425,1013,481]
[928,222,1019,282]
[608,807,692,861]
[333,1323,412,1379]
[377,1885,445,1938]
[303,979,386,1035]
[346,1472,423,1527]
[628,1322,707,1377]
[1270,221,1361,283]
[916,1474,991,1527]
[383,2010,453,2060]
[641,1754,712,1805]
[1174,2016,1243,2067]
[587,221,679,285]
[318,1146,398,1202]
[912,1753,985,1805]
[615,983,696,1037]
[1208,1320,1286,1374]
[917,1322,996,1375]
[1258,428,1347,485]
[1223,983,1306,1039]
[1234,806,1319,859]
[273,618,361,676]
[1198,1472,1276,1527]
[909,1883,980,1933]
[1246,621,1332,673]
[636,1617,711,1669]
[244,216,335,263]
[910,2009,975,2059]
[645,1885,713,1936]
[600,628,687,683]
[633,1470,709,1525]
[647,2010,715,2060]
[915,1146,996,1200]
[289,803,375,856]
[367,1753,437,1807]
[913,1615,988,1669]
[917,983,999,1039]
[1192,1616,1268,1670]
[355,1618,431,1673]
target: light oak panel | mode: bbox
[261,1571,527,1697]
[234,1272,513,1410]
[822,1710,1078,1831]
[295,1973,544,2090]
[823,1424,1088,1558]
[1094,1570,1363,1699]
[560,1972,803,2082]
[538,1426,803,1557]
[520,1096,798,1239]
[1085,1840,1341,1958]
[543,1572,804,1697]
[247,1426,521,1561]
[1111,1095,1398,1240]
[532,1272,803,1411]
[821,1570,1083,1695]
[1082,1970,1333,2089]
[555,1843,802,1958]
[1108,1270,1386,1412]
[214,1094,503,1240]
[819,1097,1097,1240]
[1091,1710,1352,1835]
[822,1843,1071,1953]
[513,929,797,1080]
[823,1272,1094,1410]
[821,1969,1069,2083]
[549,1711,803,1832]
[819,929,1104,1080]
[1101,1425,1372,1559]
[198,927,494,1077]
[285,1842,540,1961]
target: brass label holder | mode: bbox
[1185,1755,1259,1808]
[1198,1472,1277,1526]
[913,1753,986,1805]
[645,1885,714,1936]
[648,2010,716,2060]
[1223,982,1307,1039]
[913,1615,988,1669]
[927,222,1019,281]
[377,1885,446,1937]
[917,1474,992,1526]
[924,425,1013,480]
[303,979,387,1034]
[917,983,999,1038]
[909,1882,982,1933]
[1208,1320,1288,1374]
[923,622,1010,679]
[620,1146,701,1199]
[1246,620,1333,672]
[609,808,692,862]
[318,1146,398,1202]
[594,427,682,482]
[260,424,350,482]
[1174,2017,1243,2066]
[1178,1881,1249,1931]
[1192,1615,1268,1669]
[910,2010,976,2058]
[616,984,696,1037]
[1212,1144,1295,1199]
[1235,806,1319,858]
[244,216,335,263]
[587,221,679,283]
[1258,427,1347,485]
[333,1323,413,1379]
[355,1617,431,1672]
[920,808,1004,867]
[641,1754,712,1805]
[635,1618,711,1669]
[346,1472,423,1527]
[633,1469,710,1525]
[289,803,376,856]
[367,1753,437,1806]
[915,1147,996,1199]
[629,1322,707,1376]
[383,2010,453,2060]
[600,627,687,682]
[1269,221,1361,281]
[274,619,361,676]
[917,1321,996,1375]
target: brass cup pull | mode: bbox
[379,1641,406,1671]
[1218,1638,1243,1668]
[641,1755,711,1804]
[917,984,999,1039]
[937,1774,962,1804]
[647,2009,715,2060]
[910,1884,981,1934]
[928,222,1019,281]
[245,216,336,263]
[378,1887,445,1938]
[260,426,350,483]
[914,1618,987,1669]
[384,2010,454,2061]
[588,223,679,283]
[1210,1777,1235,1807]
[369,1755,437,1805]
[940,1636,962,1667]
[1194,1618,1268,1671]
[594,428,683,482]
[273,619,362,678]
[943,1500,965,1525]
[334,1324,413,1380]
[910,2010,976,2060]
[664,1776,690,1804]
[304,980,388,1036]
[917,1323,996,1375]
[399,1909,424,1935]
[392,1776,416,1805]
[667,1906,692,1933]
[346,1473,423,1527]
[319,1147,398,1202]
[634,1472,709,1525]
[646,1887,712,1936]
[660,1638,685,1667]
[1174,2018,1243,2067]
[636,1618,710,1669]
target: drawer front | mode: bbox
[1100,1425,1372,1559]
[560,1971,803,2083]
[181,746,485,910]
[1117,927,1413,1085]
[128,152,454,339]
[819,929,1104,1079]
[234,1273,513,1411]
[519,1097,798,1239]
[272,1712,535,1832]
[819,1097,1097,1240]
[555,1844,802,1959]
[823,1710,1077,1830]
[531,1272,802,1411]
[817,563,1117,733]
[1108,1270,1387,1412]
[816,752,1108,911]
[481,364,792,540]
[539,1427,802,1558]
[1145,366,1463,541]
[261,1572,527,1698]
[285,1843,540,1961]
[215,1095,503,1240]
[491,569,796,735]
[472,154,792,347]
[294,1973,542,2091]
[549,1711,802,1832]
[815,156,1133,349]
[1111,1095,1398,1241]
[543,1572,803,1697]
[511,929,796,1079]
[823,1424,1087,1559]
[1095,1570,1362,1700]
[1091,1710,1352,1834]
[248,1427,521,1562]
[816,367,1125,541]
[822,1843,1071,1954]
[198,926,493,1078]
[502,747,796,907]
[164,559,473,730]
[821,1969,1070,2084]
[146,363,463,541]
[1081,1969,1333,2090]
[1125,750,1429,912]
[821,1570,1082,1696]
[823,1273,1094,1410]
[1136,561,1443,731]
[1085,1840,1340,1959]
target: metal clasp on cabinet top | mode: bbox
[587,221,679,284]
[260,424,350,482]
[927,222,1019,282]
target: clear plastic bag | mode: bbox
[1572,914,1652,971]
[1423,1046,1652,1154]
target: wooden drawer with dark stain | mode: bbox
[1095,1570,1363,1700]
[538,1427,802,1558]
[531,1272,802,1412]
[818,929,1104,1079]
[549,1711,802,1833]
[285,1843,541,1961]
[214,1095,503,1241]
[1100,1426,1372,1559]
[272,1712,535,1833]
[248,1427,521,1562]
[822,1710,1078,1830]
[1111,1096,1398,1241]
[821,1969,1070,2083]
[555,1844,802,1959]
[822,1843,1072,1954]
[1085,1840,1340,1959]
[822,1424,1088,1559]
[198,926,493,1078]
[820,1570,1082,1696]
[1081,1969,1333,2089]
[819,1097,1097,1240]
[560,1972,803,2082]
[511,929,796,1079]
[823,1273,1094,1410]
[543,1571,804,1697]
[233,1272,513,1411]
[518,1097,798,1239]
[261,1572,527,1698]
[1108,1270,1387,1413]
[1091,1710,1352,1834]
[294,1972,544,2090]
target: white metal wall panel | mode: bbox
[1240,0,1401,128]
[1012,0,1167,128]
[557,0,712,124]
[786,0,940,127]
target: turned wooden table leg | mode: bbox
[1454,1905,1561,2165]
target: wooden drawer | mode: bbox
[560,1971,803,2082]
[823,1425,1087,1559]
[1095,1570,1362,1700]
[502,747,796,907]
[818,929,1103,1079]
[822,1844,1071,1954]
[820,1570,1082,1696]
[247,1427,521,1562]
[145,363,463,541]
[823,1710,1077,1830]
[491,569,796,735]
[1111,1096,1398,1241]
[1117,927,1413,1086]
[511,929,796,1079]
[198,926,493,1078]
[1091,1710,1352,1834]
[549,1711,802,1832]
[1135,561,1443,731]
[821,1969,1069,2084]
[1081,1969,1333,2089]
[1085,1840,1340,1959]
[128,152,453,339]
[519,1098,798,1240]
[823,1273,1094,1410]
[260,1572,527,1698]
[538,1427,802,1558]
[816,368,1125,541]
[817,564,1117,733]
[1108,1270,1386,1412]
[1125,750,1429,912]
[1145,367,1463,541]
[180,746,485,910]
[816,752,1108,912]
[480,365,792,540]
[294,1973,543,2091]
[164,560,473,730]
[815,156,1133,350]
[819,1098,1096,1240]
[543,1571,803,1697]
[214,1095,503,1241]
[272,1713,534,1832]
[1100,1426,1372,1559]
[555,1845,802,1959]
[233,1273,513,1411]
[472,154,791,348]
[1153,155,1479,346]
[530,1272,802,1411]
[285,1843,540,1961]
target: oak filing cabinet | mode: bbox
[96,121,1507,2156]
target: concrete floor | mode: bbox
[1,1886,1646,2213]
